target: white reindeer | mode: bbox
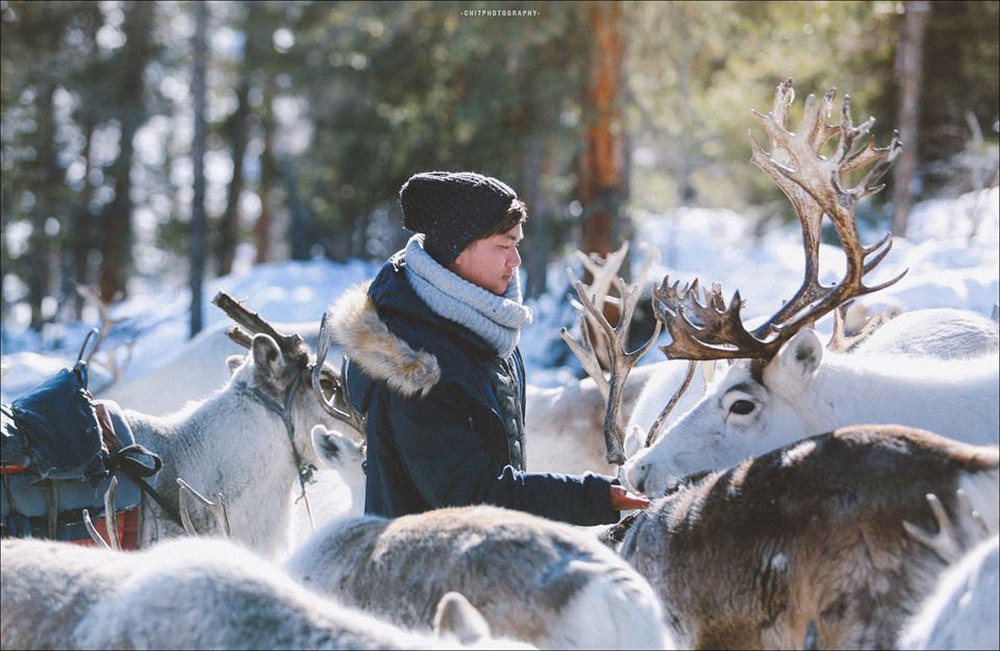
[97,317,322,416]
[622,81,1000,495]
[621,305,997,482]
[310,424,366,517]
[284,504,673,650]
[123,330,335,557]
[613,423,1000,650]
[853,306,998,358]
[897,534,1000,650]
[0,537,533,651]
[91,291,369,558]
[524,361,665,475]
[625,331,1000,495]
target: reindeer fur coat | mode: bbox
[329,253,618,525]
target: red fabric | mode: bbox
[74,506,141,550]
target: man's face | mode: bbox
[450,223,523,296]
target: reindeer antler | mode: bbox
[212,291,365,434]
[565,242,632,382]
[657,79,907,362]
[212,292,307,358]
[561,246,662,466]
[312,313,367,434]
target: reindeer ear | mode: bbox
[773,328,823,382]
[312,425,343,465]
[226,355,245,374]
[433,591,490,645]
[250,334,285,378]
[312,425,363,470]
[624,424,645,459]
[311,425,336,463]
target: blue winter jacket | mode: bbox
[328,252,619,526]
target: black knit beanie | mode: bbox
[399,171,518,265]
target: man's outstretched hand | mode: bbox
[610,484,650,511]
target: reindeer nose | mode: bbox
[625,460,650,495]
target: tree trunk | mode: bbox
[520,135,549,299]
[98,113,138,305]
[577,0,626,360]
[69,121,95,319]
[28,83,57,330]
[97,1,154,305]
[255,81,276,264]
[282,159,312,261]
[216,80,248,277]
[216,7,256,277]
[190,0,209,337]
[891,0,930,237]
[579,1,624,262]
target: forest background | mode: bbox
[1,0,998,343]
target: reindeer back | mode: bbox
[619,424,999,650]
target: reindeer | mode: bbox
[109,292,359,558]
[97,316,324,416]
[623,80,1000,495]
[853,306,998,358]
[897,533,1000,650]
[617,303,997,472]
[310,424,366,517]
[0,537,533,650]
[612,423,999,650]
[284,504,673,650]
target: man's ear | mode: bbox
[450,247,468,271]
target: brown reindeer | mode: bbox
[614,424,999,650]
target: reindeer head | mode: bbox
[213,292,367,472]
[625,79,905,495]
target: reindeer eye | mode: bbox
[729,399,756,416]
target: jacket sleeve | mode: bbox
[388,381,620,526]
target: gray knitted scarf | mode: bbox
[405,234,533,357]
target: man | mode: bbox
[328,171,648,525]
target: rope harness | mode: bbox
[244,372,318,532]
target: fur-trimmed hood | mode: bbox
[325,281,441,398]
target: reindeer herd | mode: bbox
[2,80,998,650]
